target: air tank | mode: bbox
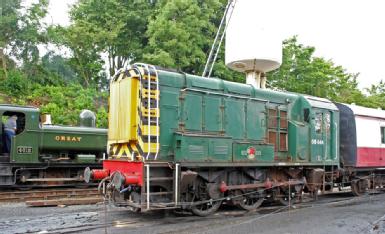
[225,0,282,88]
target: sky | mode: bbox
[44,0,385,89]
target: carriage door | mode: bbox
[311,110,332,162]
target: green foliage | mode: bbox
[26,84,108,127]
[361,81,385,109]
[144,0,222,74]
[0,0,21,79]
[50,0,156,87]
[50,25,106,88]
[0,0,21,48]
[2,0,385,130]
[41,52,76,84]
[0,69,29,97]
[13,0,48,64]
[96,107,108,128]
[0,0,48,82]
[268,37,366,105]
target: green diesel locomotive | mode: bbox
[0,104,107,187]
[86,64,344,216]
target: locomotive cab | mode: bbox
[0,108,28,160]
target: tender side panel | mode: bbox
[335,103,357,167]
[355,115,385,167]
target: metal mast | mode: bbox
[202,0,236,78]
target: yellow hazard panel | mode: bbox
[108,80,120,141]
[140,125,159,136]
[138,138,159,153]
[108,72,140,143]
[108,64,160,161]
[141,88,159,99]
[140,106,159,118]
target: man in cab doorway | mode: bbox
[4,115,17,154]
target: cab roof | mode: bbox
[303,95,339,111]
[0,104,40,113]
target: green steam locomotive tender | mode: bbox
[0,104,107,187]
[86,64,343,216]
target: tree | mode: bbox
[51,0,156,87]
[362,81,385,109]
[268,37,364,104]
[41,52,76,84]
[26,83,108,127]
[49,23,106,88]
[0,0,48,80]
[0,0,21,79]
[143,0,222,74]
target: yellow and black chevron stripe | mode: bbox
[109,142,140,160]
[109,64,160,161]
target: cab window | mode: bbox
[2,112,26,135]
[315,113,322,134]
[324,112,331,133]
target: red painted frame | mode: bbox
[103,160,144,186]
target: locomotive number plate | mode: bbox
[17,146,33,154]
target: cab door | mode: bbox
[311,110,332,162]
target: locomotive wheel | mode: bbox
[17,171,32,190]
[276,185,303,206]
[351,179,369,196]
[190,179,222,216]
[191,200,222,217]
[238,190,265,211]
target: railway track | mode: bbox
[0,188,101,205]
[0,192,384,234]
[42,192,385,234]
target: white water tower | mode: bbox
[225,0,282,88]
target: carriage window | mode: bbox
[315,113,322,133]
[381,127,385,144]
